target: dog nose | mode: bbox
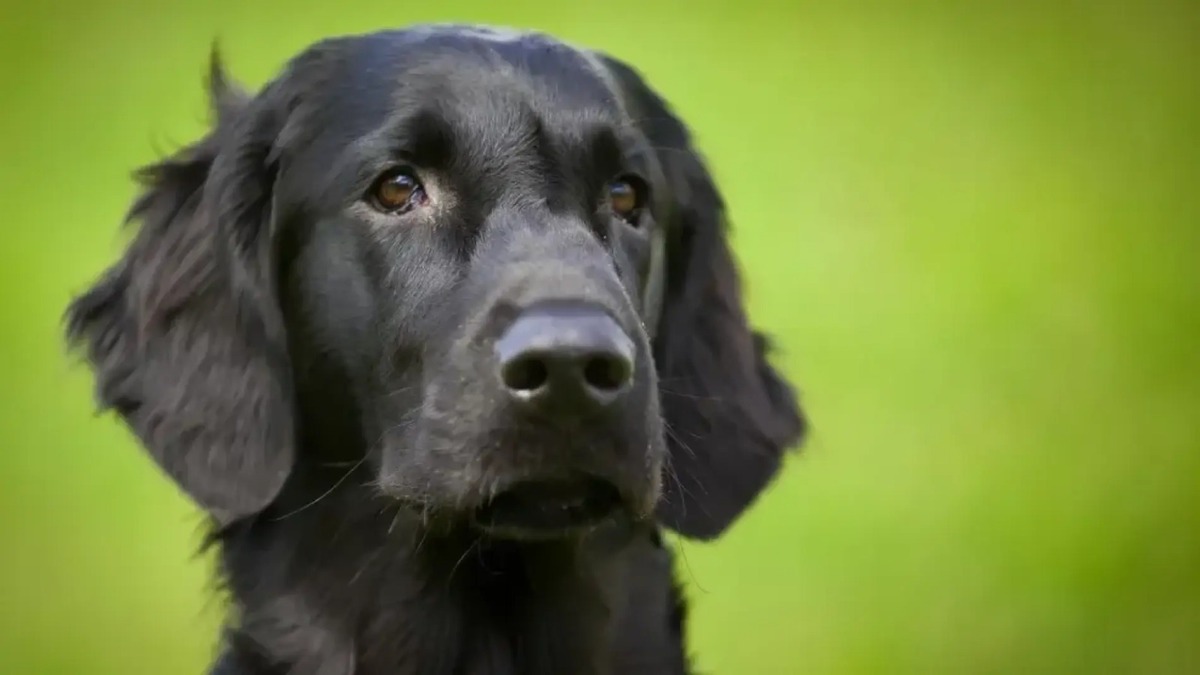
[495,302,635,414]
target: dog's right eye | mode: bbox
[368,168,428,214]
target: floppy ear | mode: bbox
[600,56,807,540]
[65,53,295,527]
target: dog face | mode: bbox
[66,26,805,542]
[275,29,670,538]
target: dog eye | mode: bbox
[368,168,427,213]
[606,176,646,225]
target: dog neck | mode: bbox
[211,482,676,675]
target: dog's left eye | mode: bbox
[368,168,428,214]
[606,176,646,225]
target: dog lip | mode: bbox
[472,476,625,539]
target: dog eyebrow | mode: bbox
[588,125,625,177]
[336,106,458,198]
[382,107,456,169]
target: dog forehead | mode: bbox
[332,26,621,119]
[275,26,632,195]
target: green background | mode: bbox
[2,1,1197,673]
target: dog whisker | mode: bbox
[269,456,368,521]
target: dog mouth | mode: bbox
[473,477,624,539]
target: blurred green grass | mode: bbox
[1,1,1198,673]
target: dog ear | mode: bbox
[65,52,294,527]
[599,55,807,540]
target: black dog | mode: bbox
[66,25,805,675]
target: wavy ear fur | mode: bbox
[65,52,294,527]
[600,55,807,540]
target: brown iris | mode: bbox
[370,168,425,213]
[607,179,641,223]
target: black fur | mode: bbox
[66,25,805,675]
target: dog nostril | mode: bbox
[583,354,632,392]
[502,356,550,393]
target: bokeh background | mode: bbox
[2,1,1198,673]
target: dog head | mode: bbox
[66,26,805,542]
